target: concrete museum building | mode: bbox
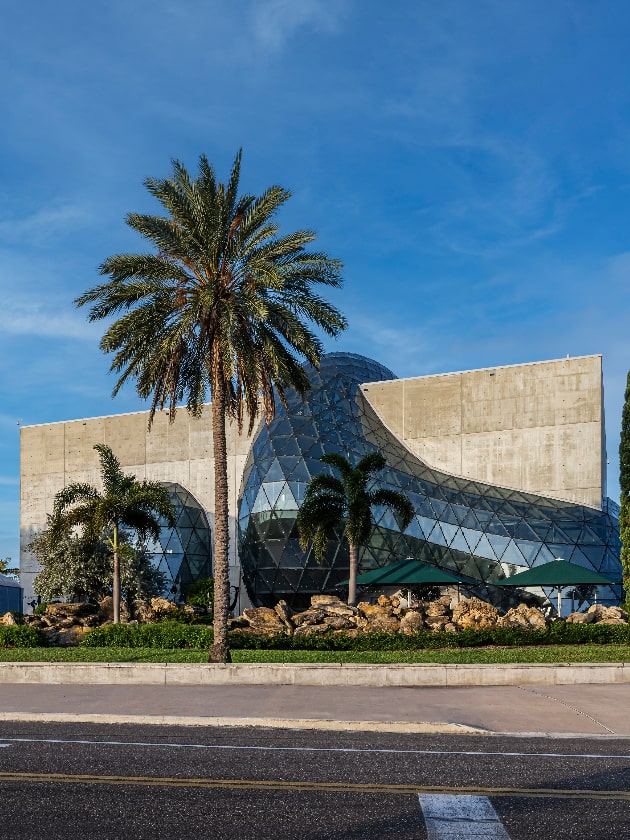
[19,352,622,614]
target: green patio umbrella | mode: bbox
[339,557,468,605]
[495,558,619,616]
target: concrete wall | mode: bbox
[20,406,260,611]
[361,356,605,509]
[20,355,607,610]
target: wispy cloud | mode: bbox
[0,203,92,246]
[337,312,443,379]
[250,0,350,51]
[0,299,100,341]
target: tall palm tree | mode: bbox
[297,452,414,606]
[75,151,346,661]
[49,444,175,623]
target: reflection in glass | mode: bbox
[238,353,621,611]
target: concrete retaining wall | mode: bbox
[1,662,628,687]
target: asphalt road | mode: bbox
[0,721,628,839]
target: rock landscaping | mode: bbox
[0,597,197,646]
[0,593,626,646]
[227,593,628,637]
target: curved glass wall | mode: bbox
[146,482,212,599]
[238,353,621,610]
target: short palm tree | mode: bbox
[297,452,414,606]
[49,444,176,623]
[75,151,346,660]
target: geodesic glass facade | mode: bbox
[146,482,212,599]
[238,353,622,610]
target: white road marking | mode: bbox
[0,736,627,760]
[420,794,511,839]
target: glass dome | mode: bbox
[145,482,212,599]
[238,353,621,609]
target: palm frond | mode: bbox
[356,451,387,478]
[369,488,414,531]
[320,452,354,481]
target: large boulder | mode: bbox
[323,615,355,630]
[131,600,155,622]
[366,613,401,633]
[0,611,18,626]
[46,602,99,618]
[426,602,449,617]
[452,597,499,630]
[425,614,450,632]
[98,597,130,623]
[377,594,398,610]
[566,605,627,624]
[399,610,425,635]
[242,607,287,635]
[587,605,628,623]
[275,600,294,623]
[358,602,392,619]
[497,604,547,631]
[311,595,344,607]
[311,595,357,617]
[565,611,595,624]
[293,609,326,627]
[150,597,178,617]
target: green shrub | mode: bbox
[33,603,50,616]
[82,621,214,649]
[228,621,630,651]
[79,618,630,651]
[0,625,48,648]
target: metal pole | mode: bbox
[557,587,562,618]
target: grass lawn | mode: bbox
[0,646,629,664]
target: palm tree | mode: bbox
[75,151,346,661]
[297,452,414,606]
[49,444,175,623]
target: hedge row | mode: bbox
[80,620,630,650]
[81,621,214,649]
[0,625,48,648]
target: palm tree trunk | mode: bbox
[348,543,358,607]
[209,375,232,663]
[112,521,120,624]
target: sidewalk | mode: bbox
[1,675,629,737]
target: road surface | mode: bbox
[0,721,627,839]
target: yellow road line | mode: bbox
[0,772,627,801]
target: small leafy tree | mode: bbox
[620,371,630,612]
[30,529,167,603]
[49,444,175,622]
[297,452,414,606]
[0,558,19,579]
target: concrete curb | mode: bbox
[0,712,487,734]
[1,711,628,739]
[1,662,629,686]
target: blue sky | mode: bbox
[2,0,630,563]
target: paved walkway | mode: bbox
[1,683,629,737]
